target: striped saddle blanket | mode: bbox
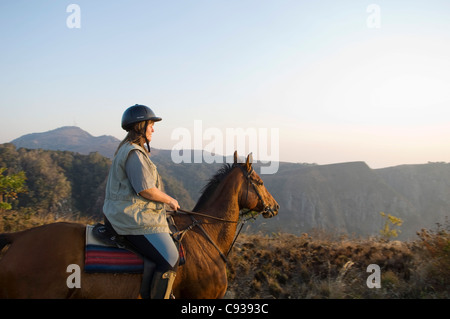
[84,225,144,273]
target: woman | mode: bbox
[103,104,180,299]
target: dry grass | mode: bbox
[227,225,450,299]
[0,209,98,233]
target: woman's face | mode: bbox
[145,121,155,142]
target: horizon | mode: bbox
[5,124,449,170]
[1,1,450,169]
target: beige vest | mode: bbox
[103,142,169,235]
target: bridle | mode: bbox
[238,165,276,217]
[169,164,275,264]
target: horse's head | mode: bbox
[234,151,279,218]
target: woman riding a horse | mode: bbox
[0,107,280,299]
[103,104,180,299]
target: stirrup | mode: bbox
[150,270,177,299]
[162,270,177,299]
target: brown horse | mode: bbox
[0,152,279,298]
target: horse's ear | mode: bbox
[245,153,253,171]
[233,151,238,164]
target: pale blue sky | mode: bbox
[1,1,450,168]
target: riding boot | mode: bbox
[139,259,156,299]
[150,270,177,299]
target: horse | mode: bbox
[0,152,279,298]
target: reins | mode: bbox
[168,208,263,264]
[174,208,239,223]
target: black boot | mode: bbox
[139,259,156,299]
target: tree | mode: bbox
[379,212,403,240]
[0,167,27,210]
[18,150,72,215]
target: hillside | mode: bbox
[11,126,120,159]
[250,161,450,239]
[6,126,450,239]
[376,163,450,232]
[255,162,399,233]
[226,226,450,299]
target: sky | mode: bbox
[1,0,450,169]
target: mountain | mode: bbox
[376,163,450,232]
[251,161,450,239]
[11,126,120,159]
[255,162,411,238]
[8,127,450,239]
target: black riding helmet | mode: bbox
[121,104,162,131]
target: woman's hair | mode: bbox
[116,120,152,155]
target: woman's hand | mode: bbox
[167,198,180,211]
[139,187,180,211]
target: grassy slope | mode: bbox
[226,228,449,299]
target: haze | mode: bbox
[1,1,449,168]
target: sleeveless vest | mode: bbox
[103,142,169,235]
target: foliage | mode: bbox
[413,218,450,294]
[379,212,403,240]
[0,143,111,217]
[17,149,72,214]
[0,167,27,211]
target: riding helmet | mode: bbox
[121,104,162,131]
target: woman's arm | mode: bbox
[139,187,180,211]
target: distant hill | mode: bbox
[11,126,120,159]
[8,127,450,239]
[254,161,436,239]
[376,163,450,232]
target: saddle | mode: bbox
[84,216,185,298]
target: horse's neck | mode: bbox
[190,177,242,254]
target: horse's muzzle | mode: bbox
[262,204,279,218]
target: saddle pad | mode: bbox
[84,225,144,273]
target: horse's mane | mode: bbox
[193,163,239,211]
